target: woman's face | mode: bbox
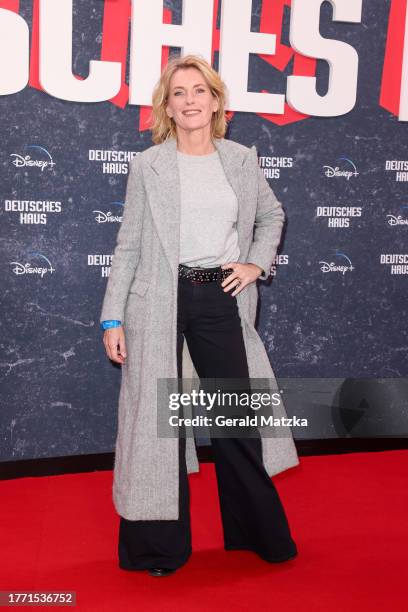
[165,67,219,137]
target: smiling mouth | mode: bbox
[183,110,201,115]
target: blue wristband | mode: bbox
[100,320,122,330]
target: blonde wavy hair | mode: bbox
[150,54,229,144]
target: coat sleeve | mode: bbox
[99,154,146,323]
[246,145,286,280]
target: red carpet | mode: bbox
[1,450,406,611]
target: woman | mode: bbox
[100,54,299,577]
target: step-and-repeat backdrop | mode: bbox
[1,0,407,462]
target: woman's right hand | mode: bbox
[103,326,127,364]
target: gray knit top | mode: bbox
[177,149,240,268]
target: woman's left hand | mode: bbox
[220,262,263,296]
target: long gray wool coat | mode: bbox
[100,135,299,520]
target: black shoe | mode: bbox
[148,567,177,577]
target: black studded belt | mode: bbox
[178,263,233,283]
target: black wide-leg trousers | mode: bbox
[118,273,297,570]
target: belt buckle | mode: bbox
[181,265,195,280]
[193,266,207,283]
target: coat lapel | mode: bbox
[148,136,251,284]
